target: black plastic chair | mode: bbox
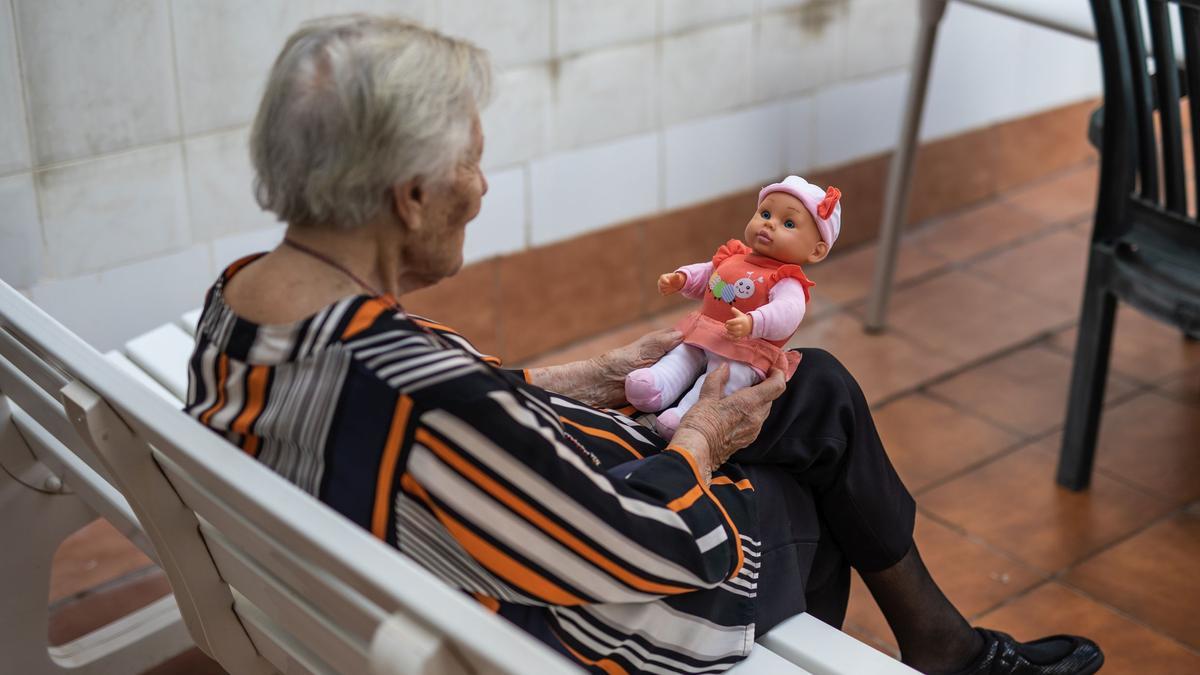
[1058,0,1200,491]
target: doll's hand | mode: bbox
[658,272,686,295]
[725,307,753,338]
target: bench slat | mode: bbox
[105,351,180,404]
[759,614,917,675]
[124,324,194,401]
[161,450,383,642]
[204,525,372,675]
[731,646,814,674]
[8,406,145,551]
[235,597,328,675]
[180,309,202,337]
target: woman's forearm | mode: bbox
[524,357,620,408]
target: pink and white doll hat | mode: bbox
[758,176,842,250]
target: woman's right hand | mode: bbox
[658,272,686,295]
[671,365,787,482]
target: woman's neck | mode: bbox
[222,220,428,325]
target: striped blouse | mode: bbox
[186,256,763,674]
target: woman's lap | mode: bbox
[734,348,916,634]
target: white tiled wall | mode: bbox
[0,0,1101,350]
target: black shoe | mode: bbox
[948,628,1104,674]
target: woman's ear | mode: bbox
[808,241,830,264]
[391,178,425,231]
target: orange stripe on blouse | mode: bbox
[371,395,414,539]
[241,434,260,457]
[472,592,500,613]
[199,354,230,426]
[711,476,755,491]
[400,473,585,605]
[666,445,745,579]
[412,317,459,335]
[230,365,268,434]
[666,485,703,512]
[415,429,692,596]
[223,253,262,280]
[560,418,644,459]
[342,298,391,339]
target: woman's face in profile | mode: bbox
[411,115,488,282]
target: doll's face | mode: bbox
[744,192,829,264]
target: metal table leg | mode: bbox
[864,0,949,333]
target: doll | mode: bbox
[625,175,842,438]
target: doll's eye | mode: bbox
[761,210,770,219]
[784,220,796,229]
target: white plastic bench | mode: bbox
[0,281,915,674]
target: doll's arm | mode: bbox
[747,278,808,341]
[672,261,715,300]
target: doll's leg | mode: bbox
[654,355,762,438]
[624,343,707,412]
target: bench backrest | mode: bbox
[0,281,576,675]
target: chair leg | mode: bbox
[1057,257,1118,491]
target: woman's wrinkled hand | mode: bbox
[589,328,683,407]
[672,365,786,483]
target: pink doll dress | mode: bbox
[674,240,813,380]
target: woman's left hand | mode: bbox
[525,329,681,408]
[589,328,683,407]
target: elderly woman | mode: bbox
[187,15,1102,675]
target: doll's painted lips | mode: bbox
[756,232,773,245]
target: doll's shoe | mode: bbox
[946,628,1103,675]
[625,369,665,412]
[654,409,681,439]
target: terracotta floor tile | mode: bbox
[907,200,1054,263]
[49,569,171,645]
[872,394,1022,493]
[1000,163,1099,227]
[1049,304,1200,384]
[50,518,154,603]
[518,306,692,368]
[1066,512,1200,650]
[785,312,958,405]
[978,583,1200,674]
[1158,365,1200,404]
[806,238,948,306]
[967,228,1091,312]
[918,438,1172,572]
[1092,392,1200,506]
[927,344,1140,438]
[877,270,1076,365]
[846,517,1044,654]
[499,224,643,361]
[140,648,227,675]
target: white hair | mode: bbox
[250,15,491,229]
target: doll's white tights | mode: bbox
[625,344,762,439]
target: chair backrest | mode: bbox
[0,281,576,675]
[1090,0,1200,238]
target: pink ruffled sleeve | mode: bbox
[748,278,808,341]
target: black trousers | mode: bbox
[732,349,917,635]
